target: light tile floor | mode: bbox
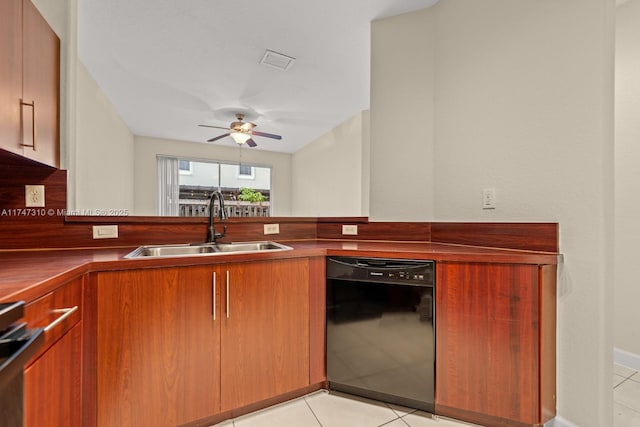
[615,364,640,427]
[212,364,640,427]
[211,390,479,427]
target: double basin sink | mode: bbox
[125,241,292,259]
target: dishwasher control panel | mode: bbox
[327,257,434,286]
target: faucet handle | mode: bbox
[214,225,227,240]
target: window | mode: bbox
[238,165,254,179]
[178,159,192,175]
[158,156,271,217]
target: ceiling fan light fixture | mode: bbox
[230,131,251,145]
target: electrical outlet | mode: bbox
[25,185,45,207]
[92,225,119,239]
[482,188,496,209]
[263,223,280,235]
[342,225,358,235]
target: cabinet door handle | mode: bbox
[226,270,230,319]
[44,306,78,333]
[212,272,216,320]
[20,99,36,150]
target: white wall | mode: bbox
[371,1,614,426]
[30,0,136,213]
[134,136,292,216]
[370,8,436,221]
[615,0,640,357]
[74,61,135,212]
[291,111,369,217]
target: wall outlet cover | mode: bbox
[342,225,358,235]
[92,225,119,239]
[25,185,45,207]
[264,223,280,235]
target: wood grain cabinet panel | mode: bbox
[95,266,220,427]
[23,276,84,427]
[21,0,60,167]
[435,262,556,427]
[0,0,23,156]
[24,324,82,427]
[0,0,60,167]
[220,258,310,411]
[92,258,311,426]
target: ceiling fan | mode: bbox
[198,113,282,147]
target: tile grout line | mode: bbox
[303,395,325,427]
[615,377,628,389]
[615,399,640,415]
[378,417,409,427]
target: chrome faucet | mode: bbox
[207,191,228,243]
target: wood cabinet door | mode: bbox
[435,262,540,426]
[220,258,310,411]
[24,323,82,427]
[0,0,23,156]
[21,0,60,167]
[96,266,220,427]
[23,276,83,427]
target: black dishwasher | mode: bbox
[326,256,435,412]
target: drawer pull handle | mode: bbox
[44,306,78,332]
[226,270,230,319]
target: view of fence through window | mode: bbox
[166,158,271,217]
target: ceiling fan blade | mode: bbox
[251,130,282,140]
[207,133,230,142]
[199,124,231,131]
[246,138,258,148]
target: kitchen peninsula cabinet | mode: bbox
[94,266,220,427]
[0,0,60,167]
[221,258,310,411]
[435,262,556,427]
[91,257,310,427]
[23,276,83,427]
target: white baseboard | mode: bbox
[614,347,640,371]
[544,415,580,427]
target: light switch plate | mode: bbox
[25,185,45,207]
[92,225,119,239]
[482,188,496,209]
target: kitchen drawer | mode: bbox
[23,276,82,364]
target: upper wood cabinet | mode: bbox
[0,0,60,168]
[435,262,557,427]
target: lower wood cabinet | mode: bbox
[92,257,310,427]
[23,276,84,427]
[220,259,310,411]
[95,266,220,427]
[435,262,556,427]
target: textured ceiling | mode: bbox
[78,0,440,153]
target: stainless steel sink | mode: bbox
[124,241,292,259]
[213,242,288,253]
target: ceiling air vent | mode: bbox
[259,49,296,71]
